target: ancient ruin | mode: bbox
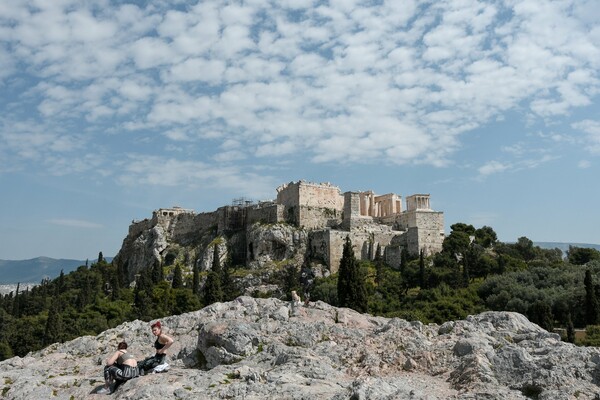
[123,180,444,274]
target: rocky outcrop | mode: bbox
[246,223,308,269]
[1,297,599,399]
[113,217,310,287]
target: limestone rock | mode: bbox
[2,298,600,399]
[246,223,308,269]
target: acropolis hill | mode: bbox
[113,180,444,281]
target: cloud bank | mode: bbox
[0,0,599,191]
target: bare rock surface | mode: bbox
[1,297,600,399]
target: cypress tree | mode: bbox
[419,250,426,289]
[43,299,63,345]
[221,260,235,301]
[400,248,408,276]
[374,244,384,285]
[566,312,575,343]
[282,264,300,299]
[203,245,223,305]
[11,283,20,317]
[172,265,183,289]
[203,271,223,305]
[151,260,164,284]
[192,263,200,295]
[462,250,470,287]
[337,236,368,312]
[132,271,154,320]
[585,269,600,325]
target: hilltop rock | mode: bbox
[1,297,599,399]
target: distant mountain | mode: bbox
[0,256,112,285]
[534,242,600,254]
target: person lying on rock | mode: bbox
[137,320,174,375]
[97,341,139,395]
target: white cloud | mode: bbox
[578,160,591,169]
[0,0,598,183]
[572,120,600,154]
[478,160,509,177]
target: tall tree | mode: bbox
[11,283,20,317]
[337,236,368,312]
[568,246,600,265]
[282,265,300,299]
[374,244,384,285]
[172,265,184,289]
[585,269,600,325]
[419,250,426,289]
[43,298,63,345]
[151,261,164,284]
[203,245,223,305]
[400,247,408,276]
[132,272,153,320]
[192,263,200,295]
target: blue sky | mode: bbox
[1,0,599,260]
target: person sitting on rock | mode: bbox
[97,341,139,395]
[137,321,174,375]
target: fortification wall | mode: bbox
[277,181,343,210]
[299,206,342,229]
[166,213,204,242]
[314,229,400,273]
[128,218,154,237]
[385,234,407,269]
[396,211,444,256]
[247,204,285,225]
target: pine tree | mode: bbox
[585,269,600,325]
[337,236,368,312]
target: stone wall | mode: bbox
[277,181,344,226]
[117,180,445,277]
[246,203,285,225]
[311,229,401,273]
[396,211,444,256]
[298,206,342,229]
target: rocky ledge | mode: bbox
[1,297,599,399]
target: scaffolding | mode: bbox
[231,197,255,207]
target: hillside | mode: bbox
[0,256,112,285]
[0,297,598,399]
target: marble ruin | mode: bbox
[128,180,444,273]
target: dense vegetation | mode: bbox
[2,224,600,360]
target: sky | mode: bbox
[0,0,599,261]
